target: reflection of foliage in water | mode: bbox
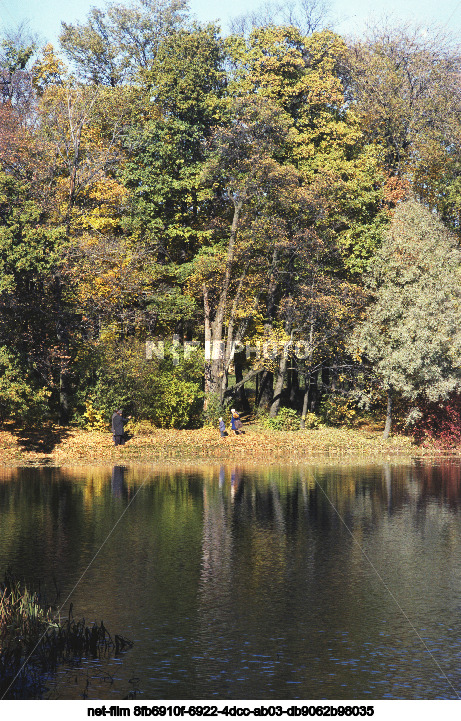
[1,464,461,699]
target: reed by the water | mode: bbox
[0,570,132,698]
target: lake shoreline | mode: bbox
[0,425,459,467]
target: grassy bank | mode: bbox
[0,423,455,467]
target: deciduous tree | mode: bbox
[59,0,189,86]
[345,22,461,216]
[351,199,461,438]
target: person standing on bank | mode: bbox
[230,408,243,435]
[112,409,132,446]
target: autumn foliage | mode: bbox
[412,395,461,448]
[1,7,461,441]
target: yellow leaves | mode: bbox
[52,177,72,218]
[86,176,128,205]
[98,322,121,344]
[69,177,128,234]
[83,400,108,431]
[0,425,424,467]
[243,323,293,372]
[321,395,358,426]
[227,28,368,199]
[73,264,120,304]
[81,212,119,234]
[67,231,125,305]
[303,29,347,71]
[31,44,67,94]
[351,348,363,363]
[185,248,226,300]
[228,27,347,121]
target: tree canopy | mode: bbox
[351,199,461,436]
[0,9,460,439]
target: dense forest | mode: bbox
[1,0,461,441]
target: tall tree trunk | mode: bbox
[254,247,279,413]
[59,369,69,425]
[300,373,310,429]
[316,362,329,412]
[300,313,316,428]
[54,278,71,425]
[204,198,243,400]
[383,386,392,439]
[258,370,273,411]
[235,357,250,413]
[268,309,292,417]
[321,363,330,392]
[308,371,318,412]
[289,363,299,405]
[269,350,289,417]
[220,266,249,401]
[203,283,214,400]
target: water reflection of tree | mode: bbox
[412,460,461,510]
[196,467,323,694]
[196,462,461,697]
[1,463,461,697]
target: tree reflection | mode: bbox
[0,462,461,698]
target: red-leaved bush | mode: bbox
[412,393,461,447]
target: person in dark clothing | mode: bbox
[111,409,131,446]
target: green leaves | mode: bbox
[122,25,227,264]
[0,171,64,293]
[59,0,189,85]
[352,200,461,404]
[0,346,50,424]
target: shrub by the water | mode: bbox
[202,392,226,427]
[75,336,204,429]
[259,407,300,431]
[0,347,51,426]
[320,394,357,426]
[411,393,461,447]
[301,412,321,429]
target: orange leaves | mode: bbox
[382,175,410,212]
[0,425,424,467]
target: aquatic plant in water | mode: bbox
[0,570,133,698]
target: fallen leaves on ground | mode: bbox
[0,424,457,467]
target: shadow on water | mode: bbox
[111,465,128,499]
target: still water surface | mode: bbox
[0,462,461,700]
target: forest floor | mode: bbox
[0,423,456,467]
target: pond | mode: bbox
[0,461,460,700]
